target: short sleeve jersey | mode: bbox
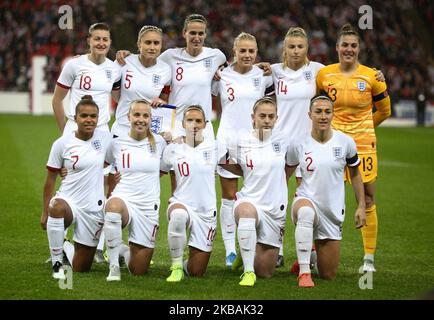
[271,61,324,140]
[316,63,388,154]
[227,131,289,219]
[115,55,172,126]
[213,65,273,141]
[162,139,227,215]
[106,134,167,209]
[159,47,226,122]
[46,130,112,212]
[286,130,360,220]
[56,55,121,126]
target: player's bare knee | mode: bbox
[105,198,124,213]
[364,189,375,208]
[234,203,256,220]
[189,269,206,277]
[72,261,92,273]
[130,264,148,276]
[49,199,68,218]
[319,269,337,280]
[256,268,273,278]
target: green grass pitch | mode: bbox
[0,114,433,300]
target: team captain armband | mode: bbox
[265,84,275,96]
[346,154,360,167]
[373,90,389,102]
[46,166,61,172]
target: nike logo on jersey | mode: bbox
[278,76,285,80]
[176,62,184,65]
[126,70,133,73]
[304,152,312,155]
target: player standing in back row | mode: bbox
[316,24,391,272]
[212,32,273,268]
[52,23,121,135]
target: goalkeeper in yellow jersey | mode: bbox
[316,23,391,272]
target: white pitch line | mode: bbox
[379,160,411,168]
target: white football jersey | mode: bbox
[286,130,360,222]
[46,131,112,212]
[162,139,227,215]
[159,47,226,123]
[213,65,273,141]
[106,134,167,209]
[227,131,289,219]
[271,61,324,140]
[114,55,172,126]
[57,55,121,127]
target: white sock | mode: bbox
[295,206,315,275]
[168,208,189,265]
[119,243,130,266]
[63,240,74,265]
[237,218,257,273]
[279,241,284,256]
[47,217,64,265]
[97,232,105,251]
[364,253,374,262]
[104,212,122,267]
[183,259,190,276]
[220,199,236,256]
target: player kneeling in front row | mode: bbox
[220,97,290,287]
[40,96,111,279]
[103,100,168,281]
[286,95,366,287]
[163,106,227,282]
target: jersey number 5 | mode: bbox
[124,73,133,89]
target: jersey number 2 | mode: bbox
[305,156,314,172]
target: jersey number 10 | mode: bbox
[178,162,190,176]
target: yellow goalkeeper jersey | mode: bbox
[316,63,390,154]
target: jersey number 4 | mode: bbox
[246,155,254,170]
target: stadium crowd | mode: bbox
[0,0,432,104]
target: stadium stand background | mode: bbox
[0,0,432,118]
